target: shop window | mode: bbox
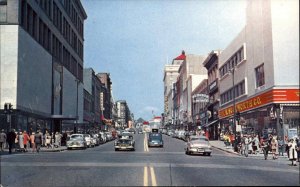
[255,64,265,88]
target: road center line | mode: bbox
[150,166,157,186]
[143,166,148,186]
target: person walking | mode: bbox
[34,130,42,153]
[277,136,284,156]
[23,130,30,152]
[248,135,253,154]
[0,129,7,151]
[252,135,259,154]
[296,137,300,162]
[45,131,51,149]
[7,129,17,154]
[287,138,298,166]
[18,131,25,152]
[30,132,36,153]
[270,137,278,159]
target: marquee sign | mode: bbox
[219,88,300,119]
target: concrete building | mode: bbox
[115,100,131,129]
[163,64,180,127]
[82,68,103,133]
[0,0,87,133]
[191,78,208,131]
[218,0,299,139]
[163,51,185,129]
[203,50,222,140]
[177,53,207,130]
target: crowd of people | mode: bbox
[222,131,300,166]
[0,129,67,154]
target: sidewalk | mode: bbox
[210,140,289,159]
[0,146,67,155]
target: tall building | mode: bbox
[177,53,207,130]
[203,50,222,140]
[83,68,102,133]
[0,0,87,133]
[218,0,299,139]
[163,51,185,129]
[115,100,130,129]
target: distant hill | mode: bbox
[136,118,145,123]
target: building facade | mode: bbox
[203,50,221,140]
[218,0,299,140]
[0,0,87,134]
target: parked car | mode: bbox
[185,135,212,156]
[148,133,163,147]
[114,133,135,151]
[67,134,87,150]
[84,134,92,147]
[128,128,136,134]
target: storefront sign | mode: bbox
[219,88,300,119]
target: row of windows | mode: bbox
[35,0,51,18]
[220,80,245,105]
[20,0,83,82]
[219,47,244,77]
[53,1,83,60]
[59,0,84,37]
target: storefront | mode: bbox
[219,88,300,140]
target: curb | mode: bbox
[211,145,239,155]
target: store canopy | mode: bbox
[204,119,219,128]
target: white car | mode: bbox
[185,136,212,156]
[67,134,87,150]
[84,134,92,147]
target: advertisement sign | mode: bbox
[288,128,298,139]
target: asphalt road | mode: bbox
[0,133,299,186]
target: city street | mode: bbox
[1,134,299,186]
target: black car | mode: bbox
[114,133,135,151]
[148,133,163,147]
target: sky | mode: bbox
[82,0,247,121]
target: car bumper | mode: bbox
[148,142,163,147]
[67,144,85,149]
[115,145,134,150]
[188,147,212,154]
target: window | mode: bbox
[255,64,265,87]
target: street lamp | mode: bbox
[74,79,80,133]
[228,67,238,152]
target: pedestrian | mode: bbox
[51,132,55,148]
[270,136,278,159]
[287,138,298,166]
[296,137,300,162]
[0,129,7,151]
[23,130,30,152]
[277,136,284,156]
[7,129,17,154]
[34,130,42,153]
[18,131,25,152]
[252,135,259,154]
[248,135,253,154]
[45,131,51,149]
[55,132,62,147]
[30,132,36,153]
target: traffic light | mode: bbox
[4,103,8,112]
[9,103,13,110]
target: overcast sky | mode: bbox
[82,0,247,121]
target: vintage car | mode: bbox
[67,134,87,150]
[114,133,135,151]
[185,135,212,156]
[148,133,163,147]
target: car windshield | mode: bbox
[190,137,208,142]
[70,135,83,140]
[118,139,131,143]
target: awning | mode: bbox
[204,119,219,128]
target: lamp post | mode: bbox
[74,79,80,133]
[229,67,238,152]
